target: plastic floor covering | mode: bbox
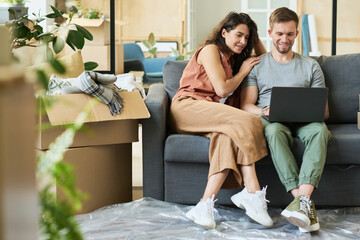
[77,197,360,240]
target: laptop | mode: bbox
[263,87,328,123]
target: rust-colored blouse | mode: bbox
[172,45,234,103]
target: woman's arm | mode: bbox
[198,44,260,98]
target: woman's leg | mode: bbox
[240,163,261,193]
[202,169,230,201]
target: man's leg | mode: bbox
[296,122,331,192]
[294,122,331,232]
[261,119,299,192]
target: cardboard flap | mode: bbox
[71,18,108,27]
[44,91,150,126]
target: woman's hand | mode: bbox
[239,57,261,77]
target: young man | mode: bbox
[240,7,331,232]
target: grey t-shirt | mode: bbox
[242,52,325,107]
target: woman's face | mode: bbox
[222,23,250,55]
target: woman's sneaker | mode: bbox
[231,186,274,227]
[299,199,320,232]
[281,196,311,229]
[185,194,217,229]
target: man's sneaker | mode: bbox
[299,199,320,232]
[281,196,311,229]
[185,194,217,229]
[231,186,274,227]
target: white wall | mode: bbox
[25,0,55,29]
[192,0,241,49]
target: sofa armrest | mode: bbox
[141,83,169,200]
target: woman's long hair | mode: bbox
[204,12,259,75]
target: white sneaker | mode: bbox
[231,186,274,227]
[185,194,217,230]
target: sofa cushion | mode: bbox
[315,53,360,124]
[163,61,188,100]
[164,134,209,163]
[326,124,360,164]
[164,124,360,165]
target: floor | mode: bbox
[77,197,360,240]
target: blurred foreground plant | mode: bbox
[3,5,101,240]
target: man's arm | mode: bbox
[240,86,264,116]
[324,100,329,120]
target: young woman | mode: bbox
[170,12,273,229]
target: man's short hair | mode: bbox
[269,7,299,30]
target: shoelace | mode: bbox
[307,200,315,219]
[299,196,311,216]
[255,185,270,210]
[205,194,218,219]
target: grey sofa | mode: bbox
[142,53,360,207]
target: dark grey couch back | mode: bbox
[314,53,360,124]
[163,53,360,124]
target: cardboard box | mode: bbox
[37,91,150,213]
[37,91,149,150]
[65,45,110,71]
[71,18,110,45]
[37,143,132,214]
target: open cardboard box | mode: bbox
[37,90,150,213]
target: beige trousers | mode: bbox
[170,96,268,188]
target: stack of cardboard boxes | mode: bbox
[36,91,150,214]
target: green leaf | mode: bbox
[66,38,76,51]
[148,32,155,46]
[49,58,66,74]
[50,5,65,20]
[177,55,185,61]
[170,47,179,56]
[67,30,85,49]
[18,39,26,46]
[33,25,43,32]
[36,69,48,89]
[141,40,151,49]
[8,9,15,17]
[52,36,65,54]
[148,47,157,57]
[182,41,189,48]
[16,25,30,38]
[84,61,98,70]
[46,13,57,18]
[38,32,54,44]
[74,24,93,41]
[69,12,74,22]
[45,46,54,61]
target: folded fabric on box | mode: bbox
[47,71,124,116]
[115,73,146,98]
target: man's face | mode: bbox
[268,21,298,54]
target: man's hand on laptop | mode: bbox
[261,106,270,116]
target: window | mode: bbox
[241,0,297,52]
